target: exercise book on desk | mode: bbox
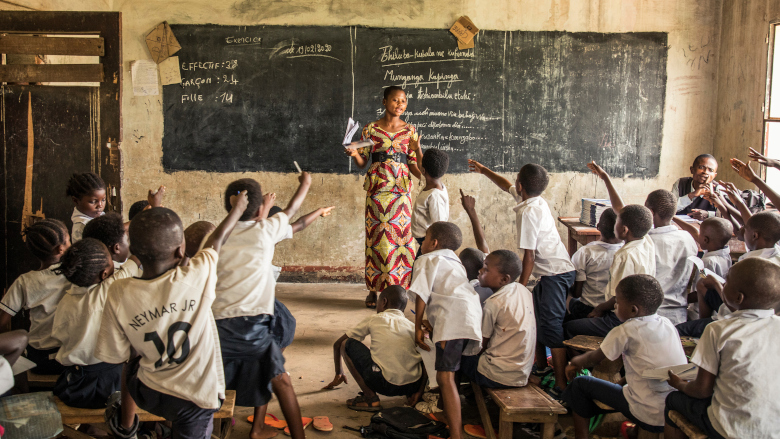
[580,198,612,227]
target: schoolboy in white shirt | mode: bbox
[469,160,575,396]
[409,221,482,439]
[411,148,450,247]
[0,219,71,375]
[564,275,687,438]
[568,208,623,320]
[51,238,140,408]
[461,250,536,388]
[95,198,248,439]
[665,258,780,439]
[325,285,426,410]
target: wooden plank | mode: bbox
[563,335,604,352]
[27,370,57,388]
[487,385,567,415]
[0,35,104,56]
[55,390,235,425]
[0,64,103,82]
[668,410,708,439]
[558,217,602,236]
[471,382,497,439]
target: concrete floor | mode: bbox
[231,283,628,439]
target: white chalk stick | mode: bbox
[294,161,302,173]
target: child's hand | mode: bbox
[587,308,605,318]
[748,147,780,169]
[460,189,476,212]
[718,181,743,206]
[422,319,433,334]
[263,192,276,207]
[415,327,431,351]
[299,171,312,186]
[730,158,758,183]
[409,133,422,152]
[587,161,609,180]
[689,209,709,221]
[668,371,686,390]
[345,147,360,158]
[230,190,249,212]
[320,206,336,217]
[322,374,348,389]
[468,159,486,174]
[565,363,580,382]
[700,274,723,291]
[148,186,166,208]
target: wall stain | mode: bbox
[232,0,316,20]
[328,0,423,20]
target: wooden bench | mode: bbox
[472,382,566,439]
[55,390,236,439]
[27,370,58,388]
[668,410,708,439]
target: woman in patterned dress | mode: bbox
[346,86,422,308]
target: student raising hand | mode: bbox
[748,147,780,170]
[147,186,166,208]
[730,158,759,183]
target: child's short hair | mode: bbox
[22,219,69,261]
[421,148,449,179]
[693,154,716,168]
[184,221,216,258]
[746,211,780,243]
[616,274,663,314]
[701,217,733,248]
[83,212,125,250]
[428,221,462,251]
[268,206,283,217]
[645,189,677,221]
[224,178,262,222]
[384,85,404,100]
[128,200,149,221]
[518,163,549,197]
[459,247,485,281]
[128,207,184,263]
[380,285,408,310]
[730,258,780,309]
[55,238,109,287]
[65,172,106,199]
[619,205,653,238]
[489,250,522,281]
[597,208,618,241]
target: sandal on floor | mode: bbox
[283,417,312,436]
[464,424,486,438]
[365,293,377,309]
[312,416,333,432]
[620,421,636,439]
[347,393,382,412]
[246,414,287,429]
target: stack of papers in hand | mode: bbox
[342,118,372,148]
[687,256,727,283]
[580,198,612,227]
[642,363,698,381]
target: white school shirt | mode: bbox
[346,308,423,386]
[571,241,624,308]
[94,249,225,409]
[411,186,449,238]
[604,236,656,302]
[211,214,293,320]
[738,244,780,265]
[600,314,687,427]
[647,226,698,325]
[51,261,139,366]
[691,309,780,439]
[509,188,575,277]
[70,207,103,242]
[478,283,536,387]
[0,356,13,395]
[0,265,70,350]
[408,249,482,344]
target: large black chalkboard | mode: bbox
[163,25,666,177]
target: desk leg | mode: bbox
[567,232,577,257]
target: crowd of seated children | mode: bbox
[0,219,71,375]
[469,160,576,400]
[567,208,623,321]
[67,172,107,242]
[411,148,450,248]
[325,285,426,410]
[564,274,688,438]
[665,258,780,439]
[409,221,483,439]
[461,250,536,389]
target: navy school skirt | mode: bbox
[53,362,123,409]
[271,299,296,349]
[216,314,287,407]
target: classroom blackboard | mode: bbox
[162,25,667,177]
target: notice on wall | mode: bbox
[131,60,159,96]
[159,56,182,85]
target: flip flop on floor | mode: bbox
[347,393,382,412]
[283,417,313,436]
[620,421,636,439]
[246,414,287,429]
[463,424,486,438]
[312,416,333,432]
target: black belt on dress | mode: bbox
[371,151,408,165]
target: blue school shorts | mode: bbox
[54,362,123,409]
[532,270,575,348]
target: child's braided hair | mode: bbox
[65,172,106,199]
[54,238,109,287]
[22,219,68,261]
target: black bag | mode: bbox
[368,406,450,439]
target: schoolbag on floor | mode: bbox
[369,406,450,439]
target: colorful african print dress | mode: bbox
[359,122,418,292]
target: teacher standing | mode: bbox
[346,86,422,308]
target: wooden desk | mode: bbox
[558,217,601,256]
[565,335,699,357]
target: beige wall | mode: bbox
[714,0,779,186]
[5,0,725,275]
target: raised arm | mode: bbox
[748,147,780,170]
[460,189,489,254]
[672,216,700,242]
[731,158,780,208]
[257,192,276,221]
[719,180,753,224]
[202,191,248,253]
[587,161,625,212]
[468,160,513,193]
[291,206,335,234]
[706,187,743,230]
[282,172,313,218]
